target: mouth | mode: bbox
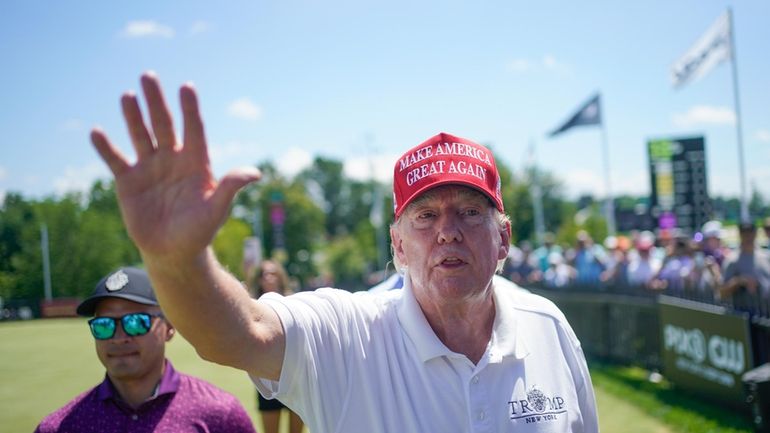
[108,351,139,359]
[438,256,467,268]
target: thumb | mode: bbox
[211,167,262,213]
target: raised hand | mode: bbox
[91,72,261,261]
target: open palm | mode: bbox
[91,73,261,259]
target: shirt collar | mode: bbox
[396,274,454,363]
[96,359,180,402]
[396,274,529,364]
[489,275,530,361]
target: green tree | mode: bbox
[236,163,326,287]
[213,218,252,280]
[0,193,37,299]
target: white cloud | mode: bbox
[612,170,648,196]
[755,129,770,143]
[59,118,84,132]
[209,140,262,167]
[53,162,110,196]
[561,168,605,198]
[121,20,175,39]
[0,165,7,181]
[542,54,558,70]
[506,58,532,72]
[277,148,313,178]
[189,20,211,36]
[672,105,735,128]
[227,98,263,121]
[506,54,568,74]
[343,154,397,184]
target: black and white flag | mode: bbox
[671,11,731,88]
[549,93,601,137]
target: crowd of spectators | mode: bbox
[502,219,770,316]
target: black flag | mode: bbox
[549,93,602,137]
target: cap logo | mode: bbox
[397,141,492,186]
[105,270,129,292]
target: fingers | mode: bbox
[180,84,207,159]
[141,72,178,151]
[91,128,131,176]
[121,92,155,158]
[211,168,262,214]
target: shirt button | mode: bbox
[478,411,486,420]
[132,415,138,421]
[472,376,480,384]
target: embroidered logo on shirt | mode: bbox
[508,386,566,424]
[105,270,129,292]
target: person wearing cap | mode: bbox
[89,73,598,432]
[720,222,770,311]
[35,267,256,433]
[626,231,661,288]
[700,220,727,267]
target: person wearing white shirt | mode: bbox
[90,73,599,433]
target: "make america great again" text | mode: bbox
[399,141,492,186]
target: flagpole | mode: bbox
[600,123,616,236]
[528,139,546,246]
[728,7,749,223]
[41,223,52,301]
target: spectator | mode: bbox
[534,232,563,273]
[720,222,770,312]
[701,220,728,267]
[543,251,576,288]
[504,241,541,285]
[35,268,256,433]
[651,234,696,293]
[627,231,661,288]
[601,236,631,286]
[569,231,606,285]
[249,260,304,433]
[692,235,723,299]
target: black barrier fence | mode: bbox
[527,282,770,415]
[527,283,770,369]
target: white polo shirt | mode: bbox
[254,276,598,433]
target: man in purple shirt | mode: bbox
[35,267,257,433]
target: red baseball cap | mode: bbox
[392,132,504,218]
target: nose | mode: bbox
[437,213,463,244]
[111,321,132,341]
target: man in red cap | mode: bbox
[90,73,598,432]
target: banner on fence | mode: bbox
[659,295,752,405]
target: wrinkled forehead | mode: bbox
[402,185,493,213]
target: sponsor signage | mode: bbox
[659,295,752,405]
[648,136,711,233]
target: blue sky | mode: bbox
[1,1,768,204]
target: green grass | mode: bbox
[589,362,753,433]
[0,318,755,432]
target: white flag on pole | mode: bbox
[671,11,731,88]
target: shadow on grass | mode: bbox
[589,361,754,433]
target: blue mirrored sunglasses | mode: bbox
[88,312,163,340]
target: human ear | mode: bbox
[498,221,512,261]
[390,225,408,267]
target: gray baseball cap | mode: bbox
[76,267,159,317]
